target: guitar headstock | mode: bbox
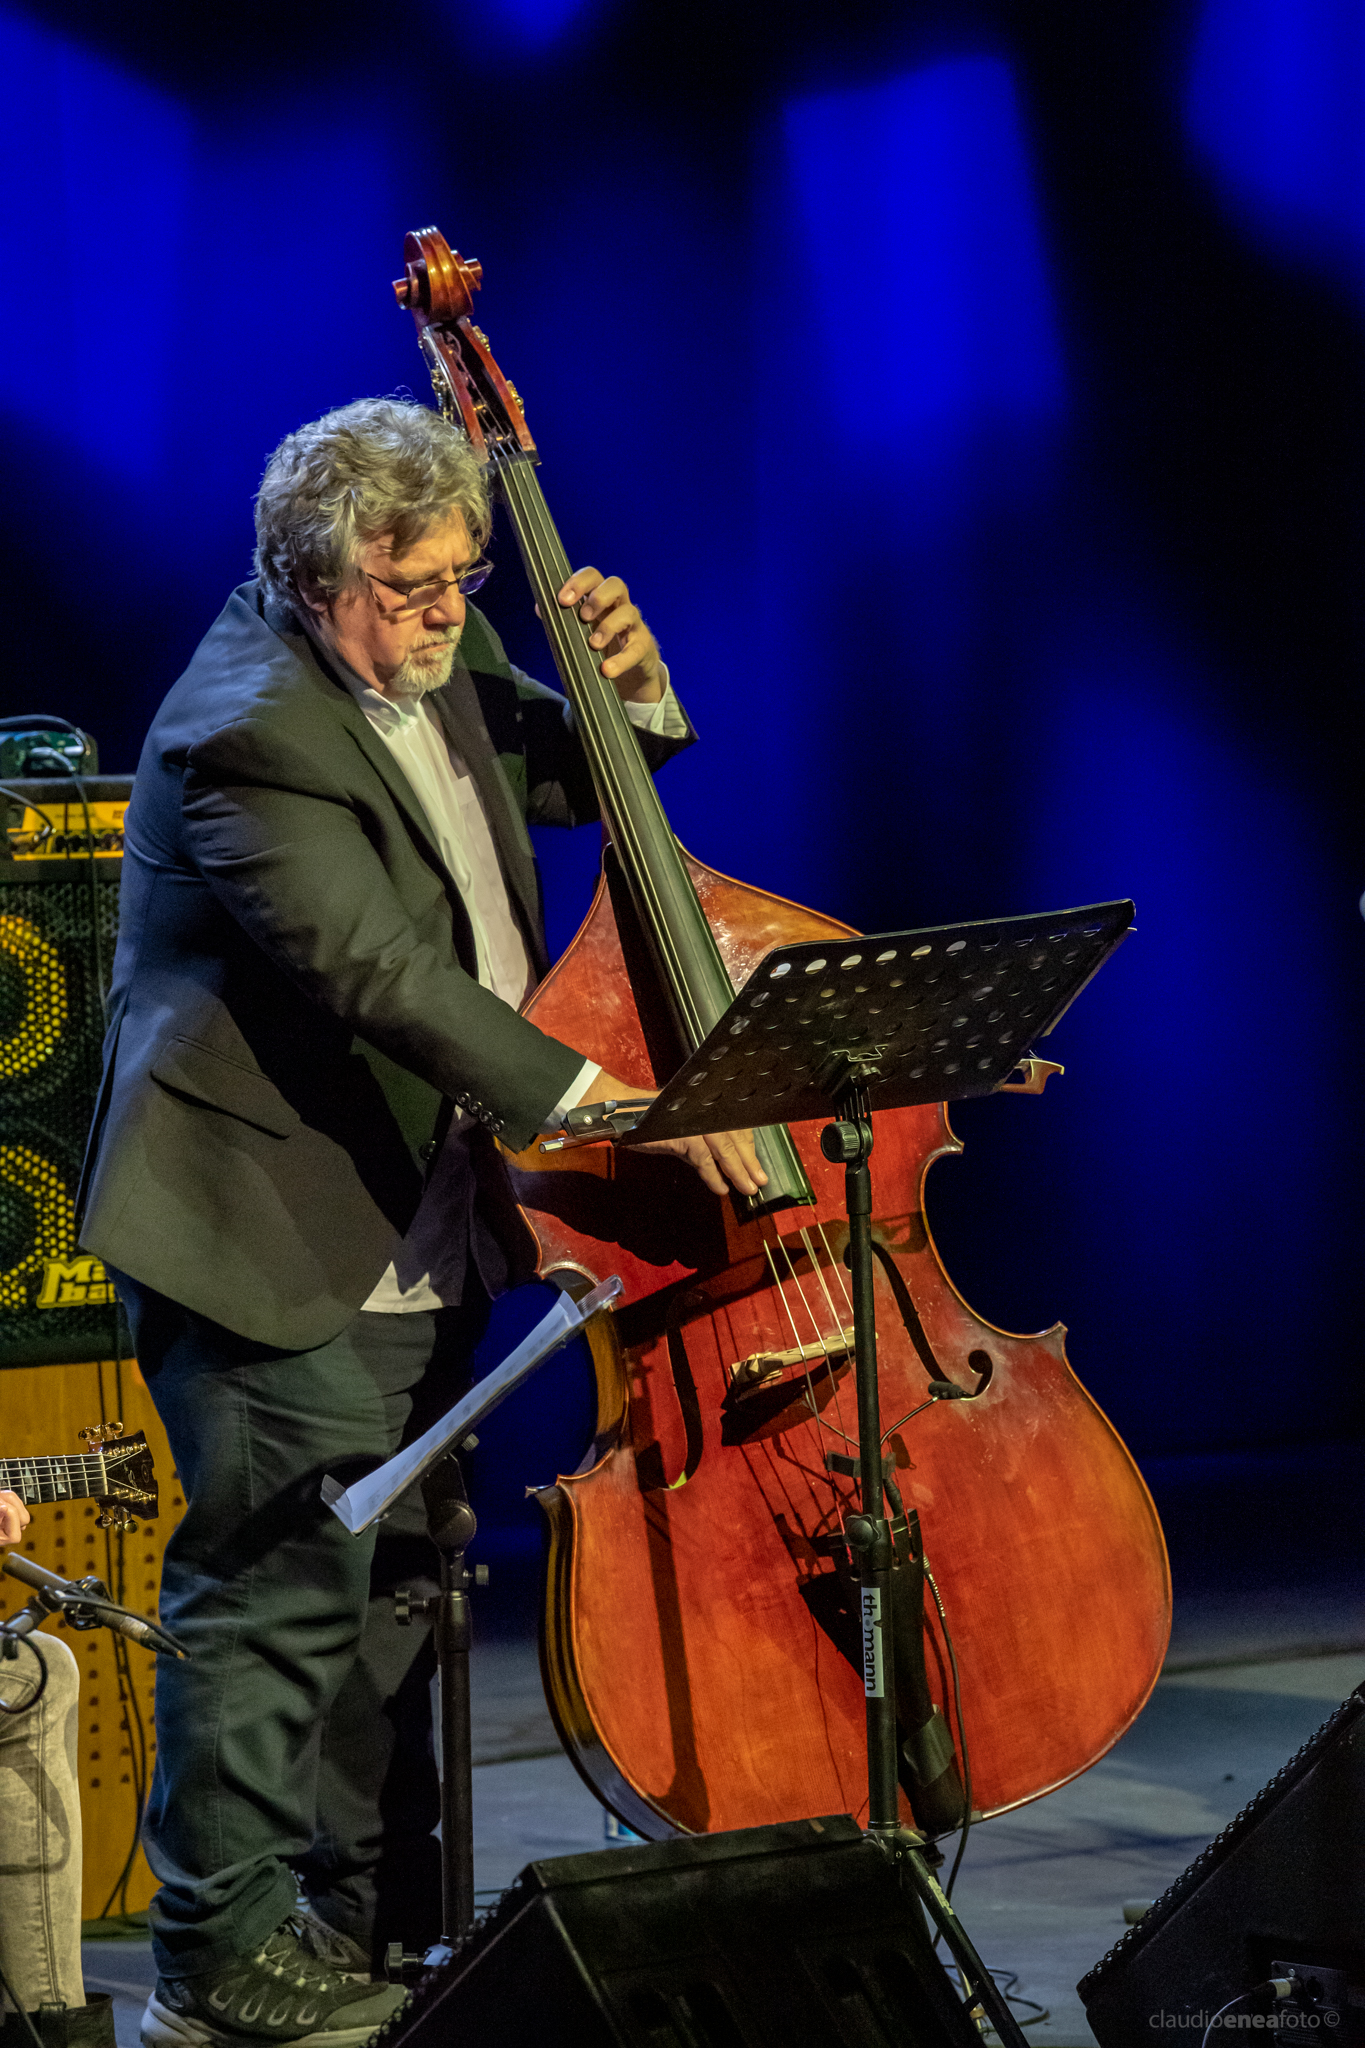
[393,226,537,469]
[82,1426,159,1529]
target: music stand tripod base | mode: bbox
[619,899,1135,2046]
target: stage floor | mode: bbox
[83,1628,1365,2047]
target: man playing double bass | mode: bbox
[77,397,764,2048]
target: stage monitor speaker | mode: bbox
[380,1815,981,2047]
[0,777,130,1366]
[1078,1684,1365,2046]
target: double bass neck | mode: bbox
[394,226,812,1212]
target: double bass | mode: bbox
[393,228,1169,1839]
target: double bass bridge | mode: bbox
[728,1327,856,1393]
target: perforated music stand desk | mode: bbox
[614,898,1134,2043]
[618,899,1133,1146]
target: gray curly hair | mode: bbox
[253,397,491,609]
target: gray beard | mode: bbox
[389,635,460,700]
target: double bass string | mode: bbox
[494,454,710,1038]
[500,443,750,1059]
[799,1226,853,1347]
[763,1230,858,1455]
[795,1221,865,1456]
[494,452,677,966]
[761,1234,852,1453]
[812,1217,862,1451]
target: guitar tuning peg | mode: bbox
[79,1421,124,1445]
[96,1507,136,1532]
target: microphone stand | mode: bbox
[1,1552,189,1665]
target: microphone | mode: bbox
[2,1553,189,1659]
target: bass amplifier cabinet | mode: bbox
[1079,1684,1365,2046]
[378,1816,980,2048]
[0,777,130,1366]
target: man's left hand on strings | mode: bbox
[556,568,664,703]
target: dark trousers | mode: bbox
[113,1272,489,1980]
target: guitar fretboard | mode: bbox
[0,1453,108,1505]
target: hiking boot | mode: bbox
[139,1918,406,2048]
[288,1900,372,1982]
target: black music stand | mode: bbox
[614,899,1135,2043]
[321,1278,622,1975]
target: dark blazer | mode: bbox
[78,583,692,1349]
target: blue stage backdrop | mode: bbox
[1,1,1361,1529]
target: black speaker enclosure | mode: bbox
[377,1815,982,2047]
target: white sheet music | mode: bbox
[320,1276,622,1535]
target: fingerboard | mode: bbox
[0,1452,109,1505]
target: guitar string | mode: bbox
[1,1456,108,1481]
[0,1451,137,1506]
[490,430,863,1538]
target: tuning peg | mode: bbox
[96,1507,136,1532]
[79,1422,124,1445]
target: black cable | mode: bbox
[97,1514,151,1922]
[880,1393,943,1439]
[69,769,108,1028]
[946,1964,1049,2030]
[104,1296,145,1919]
[0,1632,49,1714]
[924,1560,973,1907]
[1201,1991,1259,2048]
[95,1630,149,1922]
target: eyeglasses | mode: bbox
[366,560,494,616]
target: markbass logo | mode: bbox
[35,1254,116,1309]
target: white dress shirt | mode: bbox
[313,633,685,1311]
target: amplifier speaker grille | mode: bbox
[1,830,126,1366]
